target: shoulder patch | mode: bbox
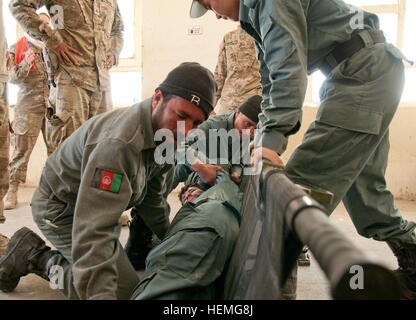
[93,169,123,193]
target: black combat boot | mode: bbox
[388,242,416,299]
[0,227,54,292]
[125,211,156,270]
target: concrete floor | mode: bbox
[0,186,415,300]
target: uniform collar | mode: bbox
[139,98,157,150]
[239,0,251,23]
[227,112,236,131]
[242,0,257,9]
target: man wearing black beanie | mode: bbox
[173,94,262,188]
[0,62,216,300]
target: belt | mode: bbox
[319,29,386,76]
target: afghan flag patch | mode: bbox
[97,170,123,193]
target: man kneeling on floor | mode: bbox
[0,62,217,299]
[131,170,242,300]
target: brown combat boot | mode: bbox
[0,234,9,257]
[0,227,53,292]
[388,242,416,299]
[4,183,19,210]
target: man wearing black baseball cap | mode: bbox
[0,62,217,300]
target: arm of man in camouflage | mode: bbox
[9,0,63,50]
[71,140,138,300]
[108,3,124,67]
[252,1,308,156]
[7,44,32,84]
[134,164,174,240]
[214,38,227,107]
[10,0,82,66]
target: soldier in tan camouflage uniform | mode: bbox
[4,13,55,210]
[0,0,10,255]
[214,24,262,115]
[9,0,124,149]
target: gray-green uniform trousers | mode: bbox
[132,173,242,300]
[286,40,415,246]
[239,0,416,246]
[30,99,173,299]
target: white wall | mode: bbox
[141,0,237,98]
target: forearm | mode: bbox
[110,5,124,66]
[9,0,63,50]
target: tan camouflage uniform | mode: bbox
[214,25,262,115]
[10,0,124,149]
[0,0,10,224]
[8,40,55,189]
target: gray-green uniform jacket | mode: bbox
[39,98,173,299]
[133,172,242,300]
[239,0,405,154]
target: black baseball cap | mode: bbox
[190,0,207,18]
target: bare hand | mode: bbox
[209,111,216,117]
[251,147,284,169]
[192,162,224,186]
[104,51,115,69]
[54,42,83,66]
[230,172,242,184]
[24,48,35,66]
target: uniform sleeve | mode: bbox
[253,0,308,155]
[71,140,137,300]
[7,45,31,84]
[134,165,174,240]
[254,41,271,108]
[110,4,124,66]
[214,38,227,107]
[9,0,63,50]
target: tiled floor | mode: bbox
[1,186,415,300]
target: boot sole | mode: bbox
[0,227,40,292]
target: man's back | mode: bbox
[214,26,261,114]
[241,0,379,73]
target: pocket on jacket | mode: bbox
[44,193,73,227]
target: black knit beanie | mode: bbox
[238,95,263,123]
[156,62,217,119]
